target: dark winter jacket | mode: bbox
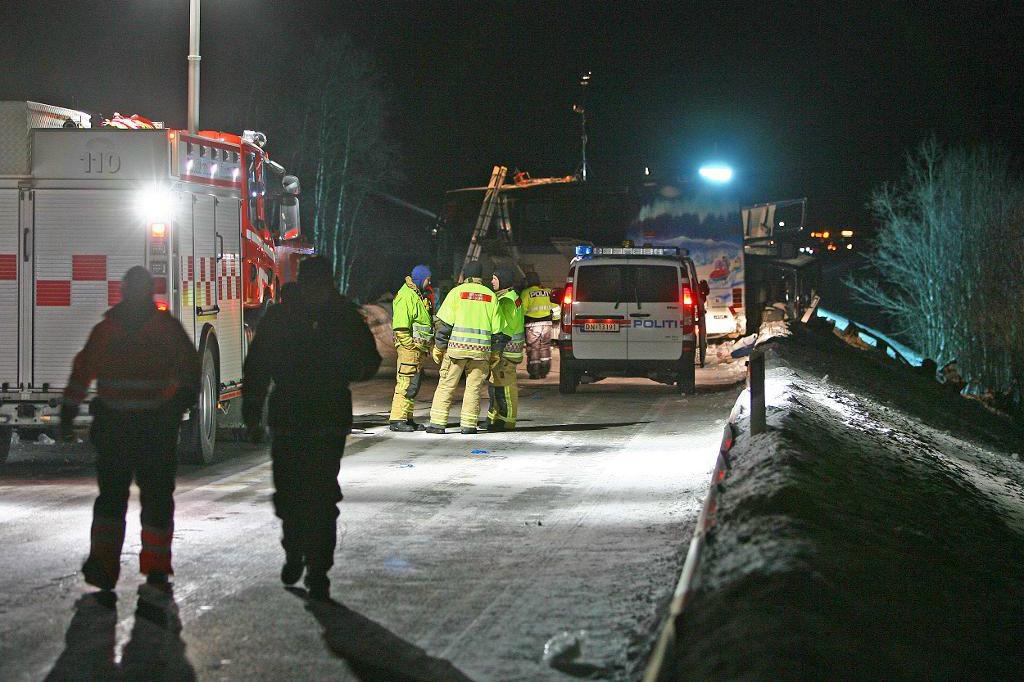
[242,289,381,433]
[63,300,200,413]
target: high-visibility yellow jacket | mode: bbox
[434,278,499,360]
[496,289,525,363]
[392,276,433,350]
[522,285,554,322]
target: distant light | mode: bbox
[644,166,650,176]
[840,229,854,237]
[846,243,853,250]
[698,163,733,183]
[778,221,785,227]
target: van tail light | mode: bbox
[561,283,574,334]
[681,285,693,307]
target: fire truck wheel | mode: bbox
[0,427,12,464]
[179,345,218,464]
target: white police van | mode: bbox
[557,245,706,395]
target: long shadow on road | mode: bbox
[287,588,473,682]
[46,586,196,681]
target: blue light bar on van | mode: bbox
[591,246,680,257]
[575,245,594,257]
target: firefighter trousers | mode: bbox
[88,407,179,583]
[525,321,552,378]
[271,429,345,587]
[487,357,520,429]
[429,356,490,430]
[389,345,425,423]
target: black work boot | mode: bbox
[406,419,427,431]
[305,575,331,602]
[389,421,416,432]
[425,425,446,434]
[281,554,305,586]
[487,421,507,432]
[82,556,117,591]
[460,427,478,435]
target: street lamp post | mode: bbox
[187,0,201,133]
[574,71,591,182]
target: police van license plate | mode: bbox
[583,322,619,332]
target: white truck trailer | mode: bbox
[0,102,302,463]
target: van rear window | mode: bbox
[635,265,680,303]
[576,265,626,302]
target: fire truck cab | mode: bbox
[0,102,302,463]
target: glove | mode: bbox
[431,346,445,365]
[59,401,77,442]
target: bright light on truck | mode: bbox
[135,186,172,222]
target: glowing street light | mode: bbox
[698,163,734,184]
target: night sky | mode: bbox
[4,1,1024,229]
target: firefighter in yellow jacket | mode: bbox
[521,271,555,378]
[389,265,434,432]
[427,261,500,434]
[485,266,525,431]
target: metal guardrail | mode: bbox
[643,329,777,680]
[643,418,738,682]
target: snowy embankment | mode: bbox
[654,321,1024,679]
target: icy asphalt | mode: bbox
[0,351,746,681]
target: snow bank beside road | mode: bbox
[663,324,1024,679]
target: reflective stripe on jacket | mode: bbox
[496,289,525,363]
[434,278,499,360]
[522,285,554,321]
[392,277,434,350]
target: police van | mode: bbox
[557,245,707,395]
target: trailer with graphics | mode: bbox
[0,102,303,463]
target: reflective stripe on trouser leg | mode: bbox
[487,358,519,428]
[88,516,126,584]
[526,322,552,369]
[140,523,173,575]
[429,355,464,428]
[389,346,424,422]
[460,359,490,429]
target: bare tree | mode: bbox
[850,139,1024,403]
[289,35,397,295]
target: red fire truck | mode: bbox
[0,101,304,463]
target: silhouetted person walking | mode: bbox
[60,266,200,592]
[243,257,381,601]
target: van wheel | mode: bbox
[0,427,12,464]
[676,356,696,395]
[559,368,578,395]
[179,344,218,464]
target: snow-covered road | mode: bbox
[0,353,746,681]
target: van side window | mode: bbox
[576,265,626,302]
[635,265,679,303]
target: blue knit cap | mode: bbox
[411,264,431,289]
